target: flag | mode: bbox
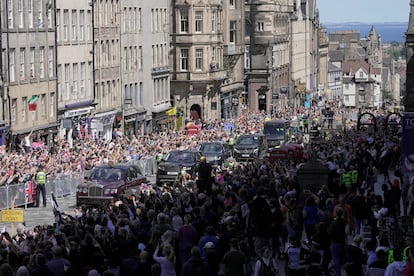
[28,95,39,111]
[166,106,176,116]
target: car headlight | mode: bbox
[77,187,87,193]
[212,156,221,161]
[104,188,117,195]
[158,165,166,171]
[182,166,192,171]
[234,148,240,153]
[253,149,259,154]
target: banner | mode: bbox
[402,112,414,175]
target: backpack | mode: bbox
[259,258,277,276]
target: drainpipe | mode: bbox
[5,0,12,149]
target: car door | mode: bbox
[125,166,141,195]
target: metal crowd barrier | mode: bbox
[0,157,157,211]
[0,173,84,211]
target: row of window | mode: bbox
[179,9,222,34]
[7,0,52,29]
[96,80,120,111]
[123,83,143,107]
[96,39,120,67]
[152,44,168,68]
[151,8,168,33]
[56,9,93,43]
[58,62,93,101]
[123,7,142,33]
[153,77,169,105]
[179,47,220,71]
[95,0,119,27]
[11,93,55,123]
[6,47,54,82]
[123,46,142,72]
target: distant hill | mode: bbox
[323,22,408,43]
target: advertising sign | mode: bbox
[402,113,414,175]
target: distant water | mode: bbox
[324,22,408,43]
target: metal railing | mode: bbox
[0,173,83,210]
[0,156,157,211]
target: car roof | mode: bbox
[94,163,138,169]
[169,149,201,154]
[200,141,223,145]
[239,133,265,137]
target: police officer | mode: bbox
[156,152,163,163]
[341,170,352,189]
[350,165,359,189]
[228,136,234,157]
[196,156,213,196]
[35,165,47,207]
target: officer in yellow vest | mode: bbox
[228,136,234,156]
[341,170,352,190]
[350,166,358,189]
[35,166,47,207]
[156,152,163,163]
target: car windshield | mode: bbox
[165,152,196,163]
[237,136,259,145]
[200,143,222,153]
[90,167,125,181]
[264,125,285,139]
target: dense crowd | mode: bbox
[0,106,413,276]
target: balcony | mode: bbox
[174,69,227,82]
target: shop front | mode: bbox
[152,104,172,132]
[12,123,59,151]
[59,106,94,140]
[123,107,146,137]
[91,110,118,140]
[221,90,240,120]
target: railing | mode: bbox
[0,156,157,211]
[0,173,84,211]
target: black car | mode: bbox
[199,141,231,167]
[76,163,148,206]
[156,150,202,185]
[233,133,268,162]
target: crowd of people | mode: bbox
[0,105,413,276]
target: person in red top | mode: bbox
[404,246,414,276]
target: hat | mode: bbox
[204,242,215,249]
[200,156,206,162]
[138,243,146,251]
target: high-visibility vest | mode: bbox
[36,171,46,184]
[228,137,234,146]
[341,173,351,187]
[351,170,358,184]
[156,153,163,162]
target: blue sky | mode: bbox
[317,0,409,23]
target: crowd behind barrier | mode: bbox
[0,106,413,276]
[0,157,158,211]
[0,173,85,210]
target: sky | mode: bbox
[317,0,409,23]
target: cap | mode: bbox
[204,242,215,249]
[138,243,146,251]
[200,156,206,162]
